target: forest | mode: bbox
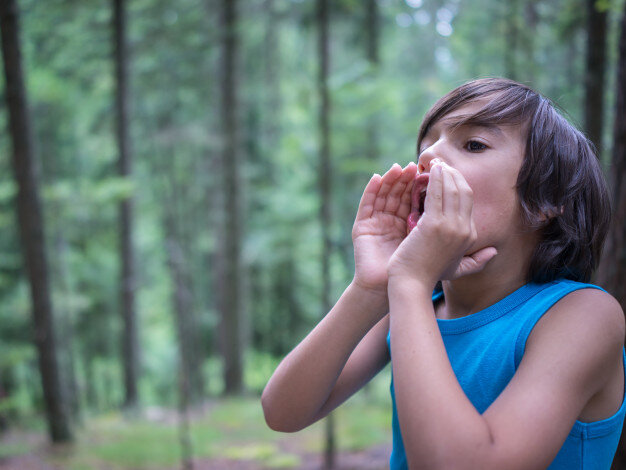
[0,0,625,468]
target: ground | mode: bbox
[0,440,392,469]
[0,391,393,470]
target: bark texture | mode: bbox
[219,0,244,395]
[113,0,139,410]
[584,0,608,155]
[0,0,72,443]
[317,0,336,467]
[365,0,379,163]
[605,7,626,469]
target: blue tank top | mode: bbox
[386,279,626,469]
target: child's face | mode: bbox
[416,100,531,256]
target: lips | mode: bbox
[407,172,429,234]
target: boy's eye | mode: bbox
[465,140,487,152]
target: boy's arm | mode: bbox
[308,309,391,425]
[263,163,418,432]
[389,282,624,470]
[261,282,389,432]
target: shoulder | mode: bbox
[527,286,624,392]
[530,287,624,345]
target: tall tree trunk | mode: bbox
[317,0,336,467]
[364,0,380,165]
[165,226,195,470]
[504,0,519,81]
[55,234,81,422]
[365,0,380,163]
[584,0,608,156]
[113,0,139,411]
[602,7,626,468]
[0,0,72,443]
[598,0,626,313]
[366,0,379,66]
[521,0,538,83]
[177,360,194,470]
[263,0,281,170]
[163,175,205,405]
[219,0,244,395]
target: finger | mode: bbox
[383,162,417,214]
[445,165,473,220]
[373,163,402,212]
[453,247,498,278]
[424,163,443,216]
[441,164,460,216]
[355,173,382,221]
[397,168,417,220]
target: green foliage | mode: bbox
[243,351,282,395]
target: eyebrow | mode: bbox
[419,117,504,153]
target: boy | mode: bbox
[262,78,625,469]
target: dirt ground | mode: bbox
[0,442,392,470]
[204,443,391,470]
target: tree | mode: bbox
[504,0,520,81]
[598,0,626,314]
[584,0,608,155]
[162,160,205,404]
[113,0,139,411]
[218,0,244,395]
[365,0,380,163]
[317,0,336,467]
[0,0,72,442]
[600,5,625,467]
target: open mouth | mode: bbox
[407,173,429,233]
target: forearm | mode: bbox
[388,278,493,469]
[262,281,388,432]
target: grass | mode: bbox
[4,368,393,469]
[0,440,32,459]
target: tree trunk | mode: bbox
[165,225,195,470]
[365,0,379,164]
[55,234,81,422]
[113,0,139,411]
[0,0,72,443]
[603,7,626,469]
[164,189,205,405]
[218,0,244,395]
[317,0,336,467]
[584,0,608,156]
[521,0,538,83]
[177,361,194,470]
[263,0,281,169]
[504,0,519,81]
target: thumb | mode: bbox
[453,247,498,278]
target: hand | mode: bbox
[387,160,497,289]
[352,162,418,295]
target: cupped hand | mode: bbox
[387,160,497,289]
[352,162,418,294]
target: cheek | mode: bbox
[470,182,520,229]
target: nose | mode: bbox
[417,143,443,173]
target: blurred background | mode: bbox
[0,0,625,468]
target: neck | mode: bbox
[439,237,536,320]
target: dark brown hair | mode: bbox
[417,78,611,283]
